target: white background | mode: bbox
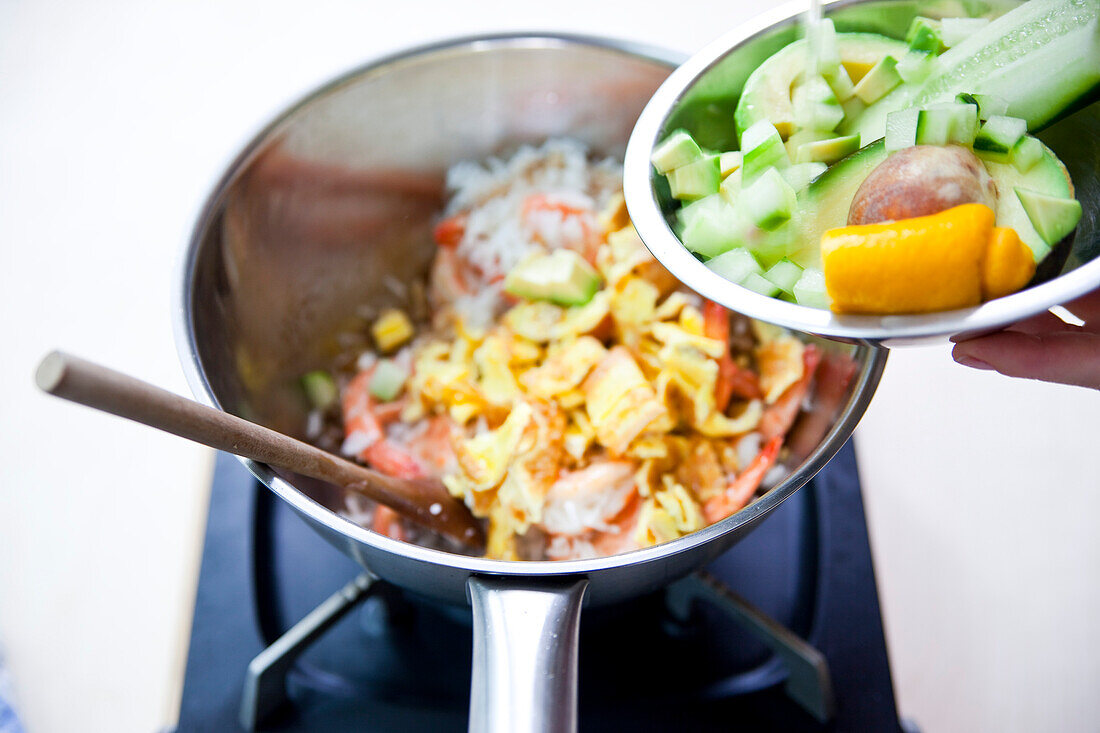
[2,1,1098,731]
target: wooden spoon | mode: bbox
[35,351,485,550]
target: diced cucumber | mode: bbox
[763,258,804,295]
[1015,187,1083,246]
[719,151,743,178]
[668,153,721,201]
[705,247,763,283]
[807,18,842,75]
[741,167,797,231]
[1010,135,1043,173]
[896,50,936,84]
[369,359,408,402]
[504,248,602,305]
[823,63,856,102]
[840,95,865,126]
[906,17,945,55]
[971,94,1010,120]
[941,18,990,48]
[740,120,790,182]
[973,115,1028,163]
[792,76,844,132]
[915,102,978,146]
[792,268,830,309]
[679,195,742,257]
[651,129,702,174]
[885,107,920,152]
[740,271,781,296]
[719,168,742,205]
[781,162,827,192]
[301,370,337,410]
[850,0,1100,144]
[795,134,861,165]
[852,55,902,104]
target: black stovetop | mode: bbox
[176,441,903,732]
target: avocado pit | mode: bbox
[848,145,997,225]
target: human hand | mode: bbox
[951,288,1100,389]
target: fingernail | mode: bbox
[954,353,994,370]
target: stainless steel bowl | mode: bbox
[175,33,886,732]
[625,0,1100,346]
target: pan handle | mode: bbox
[467,576,589,733]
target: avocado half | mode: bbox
[791,137,1077,288]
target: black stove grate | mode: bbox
[177,441,904,732]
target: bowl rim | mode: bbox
[623,0,1100,345]
[174,31,887,577]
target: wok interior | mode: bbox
[185,37,876,530]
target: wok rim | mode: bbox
[173,31,888,578]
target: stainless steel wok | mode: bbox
[175,32,886,733]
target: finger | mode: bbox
[952,331,1100,389]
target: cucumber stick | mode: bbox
[850,0,1100,144]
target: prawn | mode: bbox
[702,436,782,524]
[541,460,641,559]
[521,193,602,264]
[758,344,821,442]
[343,370,458,540]
[703,300,763,410]
[342,369,456,480]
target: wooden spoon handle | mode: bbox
[35,351,484,548]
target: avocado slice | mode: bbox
[733,32,908,140]
[504,249,601,306]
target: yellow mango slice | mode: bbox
[982,227,1036,300]
[821,203,994,314]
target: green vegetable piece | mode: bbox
[503,248,601,305]
[740,272,781,296]
[792,268,830,309]
[369,359,408,402]
[668,153,721,201]
[719,150,743,178]
[705,247,763,284]
[719,168,742,206]
[885,108,920,152]
[792,75,844,132]
[823,63,856,102]
[1010,135,1043,173]
[780,162,827,192]
[651,129,702,174]
[808,18,841,74]
[941,17,990,48]
[740,120,790,182]
[795,134,861,165]
[680,195,742,258]
[763,258,804,295]
[741,167,797,231]
[896,50,935,84]
[970,94,1010,120]
[852,55,902,105]
[301,370,337,410]
[1014,188,1082,246]
[915,102,978,146]
[906,16,944,51]
[973,115,1028,163]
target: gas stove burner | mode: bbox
[177,443,907,732]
